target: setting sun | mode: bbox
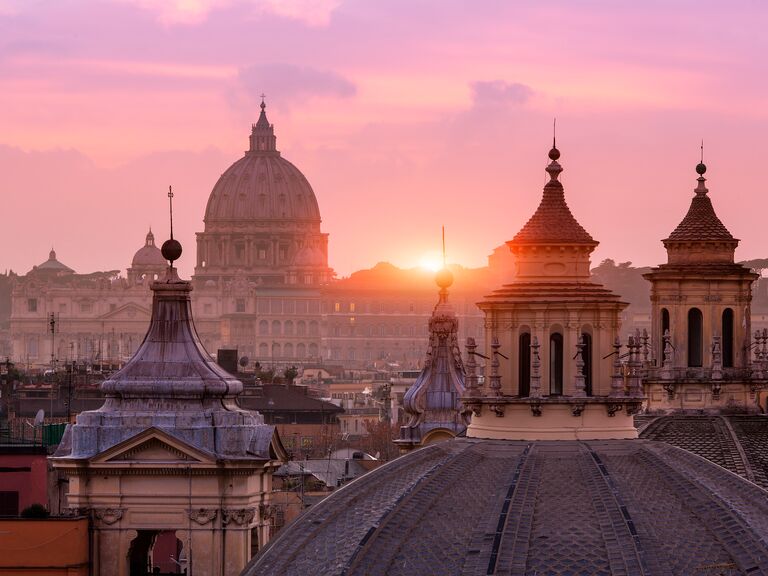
[419,252,444,272]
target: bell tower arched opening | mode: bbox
[722,308,734,368]
[688,308,703,367]
[519,331,531,397]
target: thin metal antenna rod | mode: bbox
[700,139,704,163]
[553,118,557,148]
[442,226,446,267]
[168,185,175,240]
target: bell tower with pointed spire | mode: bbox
[467,139,640,440]
[643,152,759,411]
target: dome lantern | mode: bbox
[248,96,278,154]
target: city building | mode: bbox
[9,237,161,368]
[642,160,764,411]
[52,240,285,576]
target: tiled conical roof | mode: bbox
[512,146,596,245]
[664,171,735,243]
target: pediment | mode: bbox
[90,428,214,465]
[99,302,151,320]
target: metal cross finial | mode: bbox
[168,185,175,240]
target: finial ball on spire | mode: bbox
[696,162,707,175]
[548,147,560,161]
[435,267,454,290]
[161,238,182,264]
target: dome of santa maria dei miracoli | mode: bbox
[244,144,768,576]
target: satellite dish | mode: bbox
[34,409,45,427]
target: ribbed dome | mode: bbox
[131,230,166,268]
[204,103,321,224]
[246,437,768,576]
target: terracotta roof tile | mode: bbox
[665,178,735,243]
[511,152,596,245]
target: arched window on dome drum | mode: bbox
[549,333,564,395]
[688,308,703,367]
[579,332,593,396]
[722,308,734,368]
[518,332,531,397]
[661,308,670,364]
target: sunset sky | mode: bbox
[1,0,767,278]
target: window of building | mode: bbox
[80,302,92,313]
[110,303,117,312]
[259,320,269,336]
[27,298,37,312]
[234,243,245,262]
[349,303,356,312]
[722,308,734,368]
[279,247,287,261]
[334,302,341,312]
[519,332,531,397]
[204,303,213,314]
[688,308,703,367]
[304,274,313,285]
[549,333,563,395]
[235,299,246,313]
[272,320,281,336]
[258,247,267,260]
[58,303,66,313]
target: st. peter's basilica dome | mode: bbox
[203,100,321,225]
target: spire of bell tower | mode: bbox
[249,95,278,154]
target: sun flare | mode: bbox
[419,253,443,272]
